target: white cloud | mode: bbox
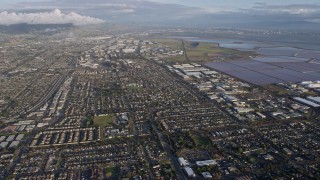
[265,7,317,15]
[252,4,320,16]
[0,9,104,25]
[113,9,135,13]
[307,19,320,23]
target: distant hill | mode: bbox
[237,21,320,30]
[0,23,74,34]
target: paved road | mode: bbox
[150,120,187,180]
[181,40,189,61]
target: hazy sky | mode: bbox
[2,0,320,8]
[1,0,320,28]
[151,0,320,8]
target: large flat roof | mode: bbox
[293,97,320,108]
[307,96,320,104]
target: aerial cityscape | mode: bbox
[0,0,320,179]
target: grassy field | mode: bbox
[151,38,184,50]
[105,166,120,177]
[185,42,219,61]
[93,114,115,127]
[150,38,187,62]
[150,38,255,63]
[190,133,212,148]
[184,41,254,62]
[105,167,113,177]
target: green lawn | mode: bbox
[150,38,184,50]
[105,166,120,177]
[105,167,114,177]
[148,38,187,62]
[185,41,253,61]
[93,114,115,127]
[150,38,255,62]
[190,133,212,148]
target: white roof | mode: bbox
[178,157,189,166]
[184,167,195,176]
[14,120,34,126]
[37,123,49,127]
[201,172,213,178]
[202,71,218,75]
[123,49,136,53]
[0,136,6,142]
[9,141,19,148]
[196,159,217,166]
[0,142,8,148]
[6,135,15,142]
[15,134,24,141]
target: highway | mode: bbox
[25,73,68,114]
[4,74,66,123]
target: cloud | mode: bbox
[2,0,320,29]
[113,9,135,14]
[252,4,320,15]
[0,9,104,25]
